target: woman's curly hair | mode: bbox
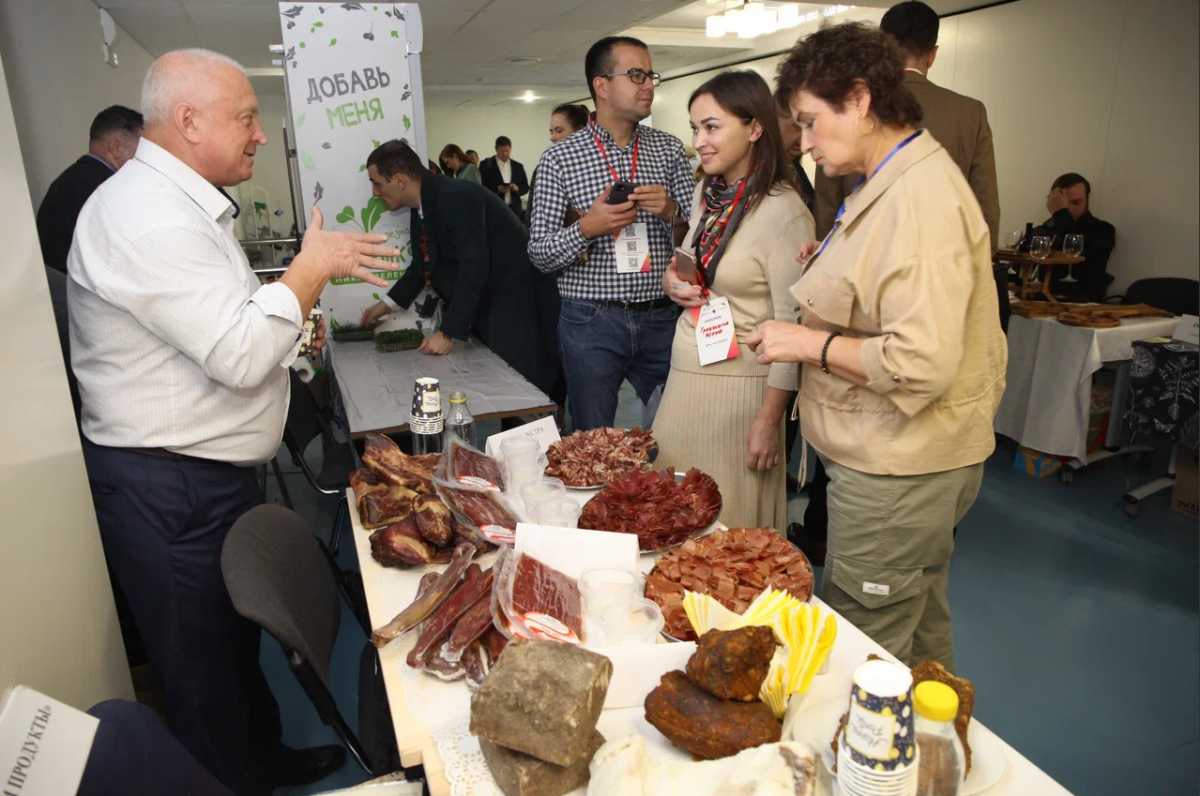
[774,22,923,128]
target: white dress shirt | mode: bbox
[497,158,512,186]
[68,138,304,466]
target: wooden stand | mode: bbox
[994,249,1086,304]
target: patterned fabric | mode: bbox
[693,175,748,290]
[527,117,695,302]
[1126,339,1199,451]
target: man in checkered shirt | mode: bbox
[528,36,695,431]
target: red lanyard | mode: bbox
[592,122,639,183]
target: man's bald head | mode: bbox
[140,48,266,187]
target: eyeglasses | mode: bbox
[603,68,661,87]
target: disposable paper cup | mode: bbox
[506,453,548,493]
[519,477,566,517]
[600,598,664,646]
[579,565,639,646]
[500,437,539,463]
[835,659,918,795]
[534,496,581,528]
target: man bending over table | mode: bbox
[68,48,397,795]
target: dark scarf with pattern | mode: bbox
[690,175,750,291]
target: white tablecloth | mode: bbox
[326,337,553,435]
[994,315,1179,459]
[350,489,1075,796]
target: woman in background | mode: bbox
[439,144,481,184]
[653,70,814,530]
[749,23,1006,670]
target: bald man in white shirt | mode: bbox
[68,48,396,794]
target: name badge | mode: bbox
[614,222,651,273]
[692,296,739,366]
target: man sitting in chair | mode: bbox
[1035,172,1116,302]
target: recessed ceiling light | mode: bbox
[509,57,542,66]
[520,90,538,103]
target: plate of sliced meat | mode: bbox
[545,427,658,489]
[645,527,815,642]
[578,468,722,553]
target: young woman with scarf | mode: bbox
[653,70,815,530]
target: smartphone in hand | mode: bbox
[674,246,699,284]
[606,180,636,205]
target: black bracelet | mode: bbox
[821,331,843,374]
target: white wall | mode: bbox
[0,0,155,210]
[235,94,302,242]
[653,0,1199,293]
[0,45,134,711]
[426,101,566,175]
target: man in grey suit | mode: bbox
[815,0,1000,251]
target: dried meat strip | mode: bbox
[371,543,476,647]
[444,585,496,662]
[406,564,492,668]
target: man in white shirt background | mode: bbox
[68,48,396,794]
[480,135,530,218]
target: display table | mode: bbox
[326,337,555,438]
[995,315,1179,460]
[348,489,1074,796]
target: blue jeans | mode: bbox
[558,298,678,431]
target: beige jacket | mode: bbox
[795,131,1007,476]
[672,180,815,391]
[815,72,1000,251]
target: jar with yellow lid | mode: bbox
[914,680,965,796]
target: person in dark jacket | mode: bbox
[1035,172,1116,302]
[479,135,530,217]
[36,105,143,273]
[360,140,561,393]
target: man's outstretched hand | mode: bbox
[302,206,398,287]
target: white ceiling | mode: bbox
[99,0,991,107]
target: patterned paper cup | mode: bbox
[409,377,443,433]
[836,659,919,795]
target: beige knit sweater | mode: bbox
[670,179,815,391]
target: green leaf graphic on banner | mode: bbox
[329,37,337,45]
[403,114,411,131]
[299,41,306,48]
[300,151,317,169]
[335,205,355,224]
[310,21,323,32]
[372,293,381,300]
[372,139,381,148]
[359,164,367,172]
[390,30,399,38]
[296,112,306,128]
[365,197,386,231]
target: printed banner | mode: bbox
[278,2,426,329]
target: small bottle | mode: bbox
[914,681,965,796]
[1019,222,1034,252]
[445,391,477,448]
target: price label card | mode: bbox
[692,296,739,366]
[614,223,651,274]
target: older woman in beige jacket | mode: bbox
[749,24,1007,672]
[654,70,814,531]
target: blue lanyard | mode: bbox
[809,130,923,263]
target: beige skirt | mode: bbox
[651,367,788,531]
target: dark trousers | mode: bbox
[82,440,282,796]
[557,298,677,431]
[79,700,237,796]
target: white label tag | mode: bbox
[0,686,100,796]
[484,416,561,458]
[614,222,651,274]
[1173,315,1199,345]
[845,701,897,761]
[693,297,739,366]
[863,581,890,596]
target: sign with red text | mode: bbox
[693,296,739,366]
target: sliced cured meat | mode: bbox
[545,427,657,487]
[645,528,814,641]
[414,494,454,546]
[448,439,506,492]
[579,468,721,552]
[435,481,519,545]
[510,554,582,643]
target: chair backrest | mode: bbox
[222,504,341,687]
[285,368,328,458]
[1122,278,1200,317]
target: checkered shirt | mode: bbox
[527,118,695,302]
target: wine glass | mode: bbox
[1029,235,1052,288]
[1003,229,1024,275]
[1061,234,1084,283]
